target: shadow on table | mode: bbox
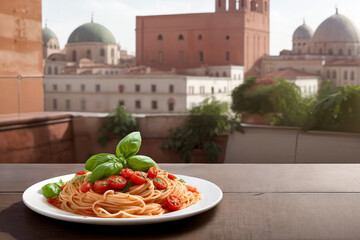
[0,201,218,240]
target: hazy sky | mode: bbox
[42,0,360,56]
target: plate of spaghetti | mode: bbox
[22,132,223,225]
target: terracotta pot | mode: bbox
[190,136,228,163]
[241,112,273,125]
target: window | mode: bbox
[86,49,92,59]
[48,66,52,74]
[118,85,124,93]
[216,72,219,77]
[351,71,355,80]
[81,99,86,110]
[52,84,57,91]
[200,86,205,94]
[236,0,239,10]
[66,84,71,91]
[319,48,323,54]
[158,51,163,64]
[152,101,158,110]
[328,49,333,55]
[264,1,268,12]
[241,0,245,7]
[188,86,194,94]
[100,48,105,57]
[135,100,141,109]
[178,34,184,40]
[135,84,140,92]
[72,50,76,61]
[110,71,114,75]
[118,100,124,106]
[338,49,343,55]
[52,99,57,110]
[65,99,70,110]
[199,51,204,62]
[169,84,174,93]
[198,34,202,40]
[348,49,352,55]
[168,98,175,112]
[223,71,227,77]
[326,70,330,79]
[226,35,230,40]
[211,87,214,94]
[250,0,257,11]
[81,84,85,92]
[95,84,100,92]
[111,49,115,57]
[54,67,58,75]
[332,70,336,79]
[218,0,221,7]
[157,34,163,40]
[151,84,156,93]
[226,51,230,61]
[344,71,348,80]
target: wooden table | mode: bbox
[1,164,360,240]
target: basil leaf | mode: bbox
[72,175,85,183]
[120,181,133,193]
[116,132,141,159]
[89,161,123,184]
[42,183,61,199]
[85,153,118,171]
[127,155,159,172]
[178,178,186,183]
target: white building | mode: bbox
[44,66,244,113]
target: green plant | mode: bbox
[302,85,360,133]
[161,98,243,163]
[98,106,138,146]
[231,77,306,126]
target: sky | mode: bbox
[42,0,360,56]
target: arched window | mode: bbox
[338,49,343,55]
[86,49,92,59]
[111,49,115,57]
[100,48,105,57]
[226,35,230,40]
[72,50,76,62]
[199,51,204,62]
[198,34,202,40]
[178,34,184,40]
[348,49,352,55]
[250,0,257,11]
[49,44,53,49]
[344,71,348,80]
[157,34,163,40]
[47,66,52,74]
[218,0,221,7]
[332,70,337,79]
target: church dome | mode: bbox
[67,22,116,44]
[42,27,58,45]
[312,12,360,43]
[293,23,313,40]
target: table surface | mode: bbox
[1,163,360,240]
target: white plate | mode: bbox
[22,173,223,225]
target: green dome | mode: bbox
[67,22,116,44]
[42,27,58,45]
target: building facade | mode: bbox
[136,0,269,74]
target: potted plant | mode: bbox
[98,106,138,146]
[161,98,243,163]
[231,77,305,126]
[302,85,360,133]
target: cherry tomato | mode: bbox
[168,173,177,180]
[147,166,158,178]
[47,198,55,204]
[153,177,167,190]
[93,180,110,193]
[130,171,147,185]
[80,182,92,193]
[76,171,87,175]
[186,185,198,193]
[165,194,183,211]
[108,175,127,190]
[121,168,135,179]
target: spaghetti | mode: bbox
[53,170,202,218]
